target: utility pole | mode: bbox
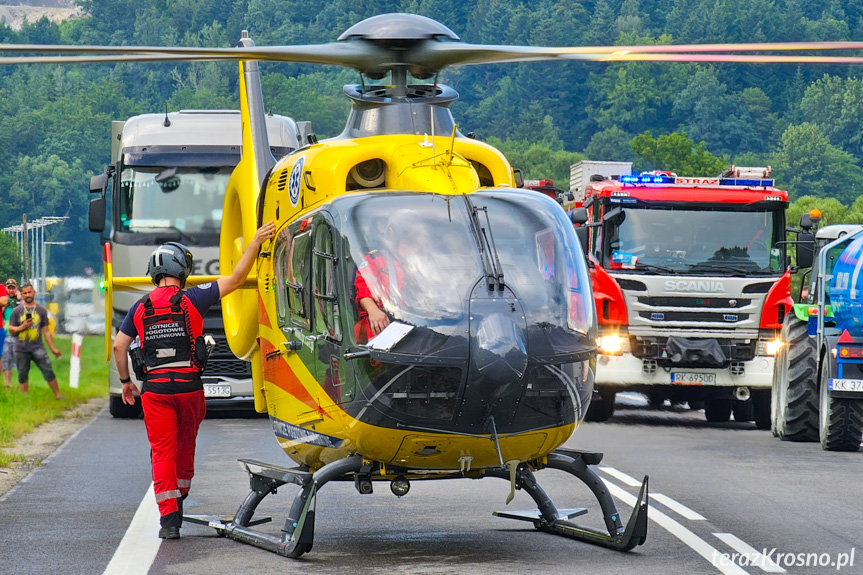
[22,214,28,282]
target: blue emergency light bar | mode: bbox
[619,173,774,187]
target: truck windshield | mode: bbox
[605,207,783,275]
[117,166,232,242]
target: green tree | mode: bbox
[585,127,636,163]
[487,137,586,188]
[799,75,863,160]
[771,123,863,203]
[0,234,22,282]
[630,131,727,175]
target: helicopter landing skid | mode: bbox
[490,449,648,552]
[194,456,363,558]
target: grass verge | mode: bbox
[0,334,108,465]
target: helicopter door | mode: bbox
[311,214,352,404]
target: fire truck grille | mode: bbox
[638,311,750,323]
[637,296,751,308]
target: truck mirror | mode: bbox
[603,206,625,226]
[88,196,106,233]
[576,226,589,255]
[796,231,815,268]
[571,207,589,226]
[566,192,574,202]
[799,213,813,230]
[582,196,594,209]
[89,173,108,195]
[513,169,524,188]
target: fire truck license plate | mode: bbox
[829,379,863,392]
[671,372,716,385]
[204,384,231,398]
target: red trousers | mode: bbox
[141,390,206,525]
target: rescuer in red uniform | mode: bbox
[112,222,275,540]
[353,216,423,343]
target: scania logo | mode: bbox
[664,280,726,293]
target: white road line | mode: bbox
[714,533,787,573]
[604,480,750,575]
[102,483,161,575]
[598,466,643,487]
[651,492,707,521]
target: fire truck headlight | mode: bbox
[599,334,627,355]
[757,339,783,356]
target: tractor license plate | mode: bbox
[204,384,231,398]
[671,372,716,385]
[828,379,863,392]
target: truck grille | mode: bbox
[637,296,751,308]
[638,311,750,323]
[632,336,756,363]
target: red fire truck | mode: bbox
[573,167,790,426]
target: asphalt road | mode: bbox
[1,397,862,575]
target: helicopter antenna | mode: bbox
[163,103,171,127]
[430,106,435,159]
[446,124,457,166]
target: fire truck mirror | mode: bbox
[603,206,625,226]
[571,208,589,226]
[796,231,815,269]
[576,227,590,256]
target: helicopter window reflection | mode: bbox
[337,194,483,343]
[285,227,313,326]
[117,166,231,238]
[312,219,341,342]
[471,191,595,337]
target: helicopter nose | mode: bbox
[472,312,528,397]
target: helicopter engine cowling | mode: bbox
[220,175,260,360]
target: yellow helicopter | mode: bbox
[5,12,863,559]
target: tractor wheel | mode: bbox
[773,314,819,441]
[819,356,863,452]
[704,398,732,423]
[584,388,616,422]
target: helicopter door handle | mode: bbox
[344,349,371,360]
[281,341,302,354]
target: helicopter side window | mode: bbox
[285,226,313,328]
[312,219,341,342]
[274,227,293,327]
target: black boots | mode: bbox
[158,526,180,539]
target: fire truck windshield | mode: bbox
[604,207,783,275]
[117,166,232,244]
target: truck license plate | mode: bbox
[204,384,231,398]
[671,372,716,385]
[828,379,863,392]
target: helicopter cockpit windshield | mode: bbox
[335,191,596,356]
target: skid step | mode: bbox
[238,458,312,486]
[494,508,588,523]
[184,514,272,528]
[552,448,603,465]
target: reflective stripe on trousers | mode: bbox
[141,389,206,518]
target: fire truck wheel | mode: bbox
[732,399,754,422]
[704,398,732,423]
[774,314,819,441]
[819,355,863,452]
[584,388,616,422]
[752,390,771,430]
[109,394,143,419]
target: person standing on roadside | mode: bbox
[3,279,20,389]
[112,222,275,540]
[7,283,63,399]
[0,280,7,388]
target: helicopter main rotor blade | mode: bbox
[0,41,391,70]
[4,38,863,70]
[408,41,863,70]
